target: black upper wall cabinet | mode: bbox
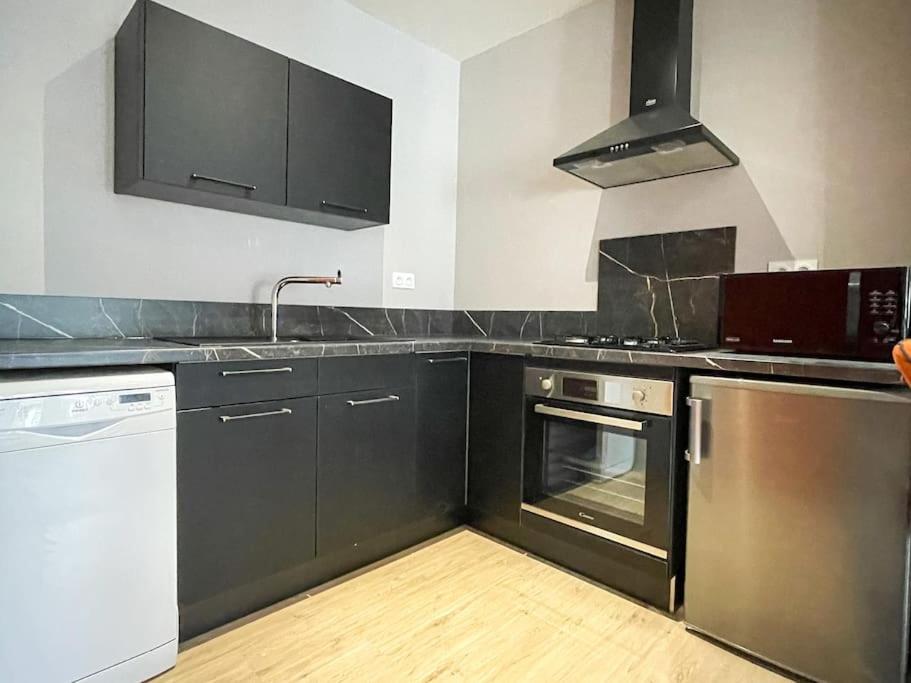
[288,62,392,226]
[115,0,392,230]
[140,2,288,206]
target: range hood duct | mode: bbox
[554,0,738,189]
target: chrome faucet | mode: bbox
[270,271,343,342]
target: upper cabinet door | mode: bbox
[287,61,392,228]
[142,1,288,204]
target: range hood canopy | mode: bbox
[554,0,738,189]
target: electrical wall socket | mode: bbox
[391,272,415,289]
[767,259,819,272]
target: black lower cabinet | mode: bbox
[416,353,468,526]
[317,385,418,558]
[177,397,317,640]
[467,353,525,545]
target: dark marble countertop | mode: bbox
[0,337,903,385]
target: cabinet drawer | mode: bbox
[176,359,317,409]
[318,354,413,395]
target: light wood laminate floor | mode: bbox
[160,530,784,682]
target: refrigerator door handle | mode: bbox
[685,397,704,464]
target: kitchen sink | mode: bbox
[159,336,410,347]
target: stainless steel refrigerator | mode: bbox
[685,376,911,683]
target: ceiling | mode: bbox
[345,0,599,61]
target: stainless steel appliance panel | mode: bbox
[524,367,674,416]
[685,375,911,683]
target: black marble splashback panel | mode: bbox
[0,294,597,341]
[597,227,737,344]
[451,310,599,339]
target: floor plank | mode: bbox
[160,530,784,682]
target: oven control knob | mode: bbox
[540,377,554,392]
[873,320,891,336]
[632,389,647,404]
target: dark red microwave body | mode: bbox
[720,267,910,361]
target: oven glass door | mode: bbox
[524,400,672,553]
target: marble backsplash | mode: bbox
[2,225,733,344]
[0,293,597,341]
[597,227,737,344]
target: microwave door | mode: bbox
[722,270,855,356]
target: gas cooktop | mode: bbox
[536,335,712,353]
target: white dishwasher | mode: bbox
[0,368,177,683]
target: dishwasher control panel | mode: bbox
[0,387,175,431]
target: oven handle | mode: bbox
[533,404,645,432]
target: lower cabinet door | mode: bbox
[467,353,525,538]
[177,398,317,627]
[317,386,416,555]
[416,354,468,521]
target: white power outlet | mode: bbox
[392,272,415,289]
[768,259,819,272]
[793,259,819,271]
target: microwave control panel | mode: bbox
[859,269,909,356]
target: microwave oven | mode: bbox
[720,267,909,361]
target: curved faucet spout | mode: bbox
[271,270,343,341]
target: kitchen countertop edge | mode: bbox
[0,337,902,386]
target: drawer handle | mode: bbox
[219,408,292,423]
[220,367,293,377]
[346,395,400,407]
[190,173,257,192]
[321,200,369,215]
[426,357,468,364]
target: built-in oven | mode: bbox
[522,367,676,561]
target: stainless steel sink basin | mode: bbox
[159,336,410,347]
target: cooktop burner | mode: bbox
[537,335,712,353]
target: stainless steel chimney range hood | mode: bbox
[554,0,739,189]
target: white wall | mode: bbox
[5,0,909,312]
[454,0,911,310]
[0,0,460,308]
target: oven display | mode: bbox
[562,377,598,401]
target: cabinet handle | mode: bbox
[219,408,292,423]
[426,357,468,364]
[220,367,293,377]
[190,173,257,192]
[321,200,369,215]
[346,395,400,407]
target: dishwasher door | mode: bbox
[0,391,177,682]
[685,376,911,683]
